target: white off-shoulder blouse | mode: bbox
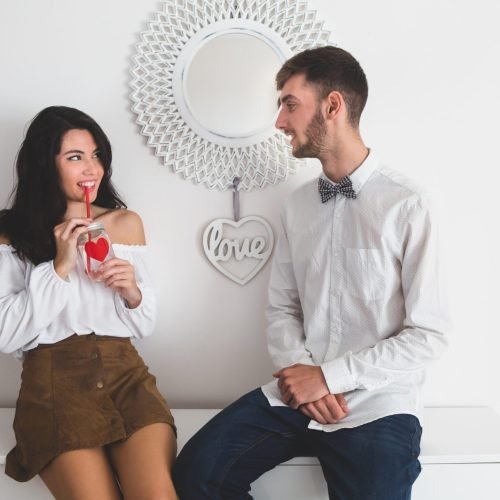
[0,244,157,358]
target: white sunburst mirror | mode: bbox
[130,0,331,191]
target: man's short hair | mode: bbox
[276,46,368,127]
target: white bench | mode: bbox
[1,407,500,499]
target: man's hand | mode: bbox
[273,364,330,409]
[299,394,349,424]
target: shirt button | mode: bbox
[96,381,104,389]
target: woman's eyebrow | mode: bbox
[62,149,85,155]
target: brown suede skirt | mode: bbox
[5,333,175,482]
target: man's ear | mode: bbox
[326,91,343,116]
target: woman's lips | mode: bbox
[77,181,97,191]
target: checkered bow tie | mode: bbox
[318,177,357,203]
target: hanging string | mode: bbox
[232,177,241,221]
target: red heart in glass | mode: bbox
[85,238,109,262]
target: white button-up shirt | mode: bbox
[0,244,156,359]
[262,152,450,431]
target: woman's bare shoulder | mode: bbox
[98,209,145,245]
[0,234,10,245]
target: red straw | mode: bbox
[84,187,91,218]
[84,187,91,274]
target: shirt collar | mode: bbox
[320,149,379,195]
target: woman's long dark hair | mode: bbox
[0,106,126,264]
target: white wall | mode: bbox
[0,0,499,411]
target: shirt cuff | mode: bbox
[116,283,146,312]
[49,260,72,284]
[320,355,357,394]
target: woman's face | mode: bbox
[55,129,105,203]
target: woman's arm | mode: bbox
[98,210,157,338]
[98,210,145,308]
[0,238,72,353]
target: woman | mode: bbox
[0,106,177,499]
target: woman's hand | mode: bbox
[53,218,92,279]
[97,258,142,308]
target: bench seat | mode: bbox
[1,407,500,499]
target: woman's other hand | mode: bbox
[98,258,142,308]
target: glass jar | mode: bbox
[77,222,114,281]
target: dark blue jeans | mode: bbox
[173,388,422,499]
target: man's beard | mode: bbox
[292,107,327,158]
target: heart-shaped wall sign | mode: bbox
[202,216,274,285]
[85,238,110,262]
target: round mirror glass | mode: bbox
[184,32,282,139]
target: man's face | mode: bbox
[275,73,327,158]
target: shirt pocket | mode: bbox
[345,248,386,301]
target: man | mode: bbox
[173,46,449,499]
